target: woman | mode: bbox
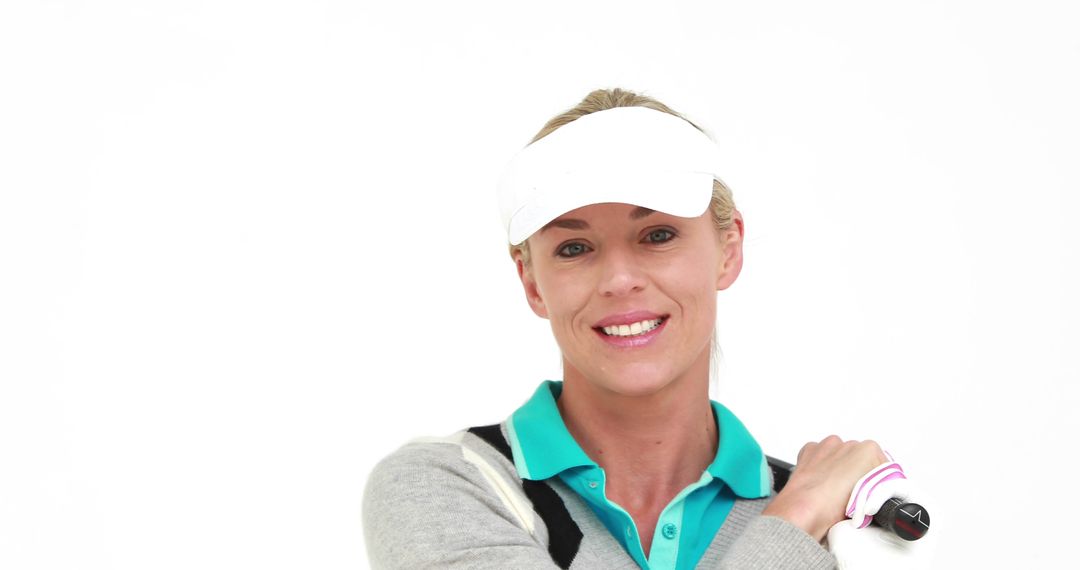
[363,88,892,569]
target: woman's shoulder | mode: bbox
[362,423,553,567]
[364,423,521,502]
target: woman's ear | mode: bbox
[715,209,745,291]
[516,255,549,319]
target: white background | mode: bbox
[2,1,1077,568]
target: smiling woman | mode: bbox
[361,88,894,569]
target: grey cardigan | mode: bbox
[362,422,838,569]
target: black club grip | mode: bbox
[873,497,930,541]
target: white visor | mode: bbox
[497,106,725,246]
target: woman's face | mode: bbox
[516,202,744,397]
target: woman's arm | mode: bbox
[702,435,889,569]
[362,440,562,570]
[703,435,891,569]
[717,515,838,569]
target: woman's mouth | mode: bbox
[593,316,669,348]
[599,317,665,337]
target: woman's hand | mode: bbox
[761,435,889,543]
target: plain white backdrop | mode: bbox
[2,1,1077,568]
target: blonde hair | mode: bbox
[508,87,737,267]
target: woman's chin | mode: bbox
[593,367,680,398]
[563,356,701,399]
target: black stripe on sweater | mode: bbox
[467,424,582,570]
[467,424,513,462]
[766,455,794,493]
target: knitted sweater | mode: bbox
[362,422,838,569]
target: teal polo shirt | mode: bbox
[507,381,772,570]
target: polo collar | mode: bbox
[508,381,596,480]
[706,400,773,498]
[507,380,772,498]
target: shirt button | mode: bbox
[588,481,599,489]
[662,523,678,539]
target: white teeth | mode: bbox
[601,318,663,337]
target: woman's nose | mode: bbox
[597,248,647,297]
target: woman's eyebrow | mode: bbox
[541,218,588,232]
[540,207,657,233]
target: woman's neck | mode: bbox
[556,363,718,500]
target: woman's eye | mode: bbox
[645,229,675,243]
[557,242,590,258]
